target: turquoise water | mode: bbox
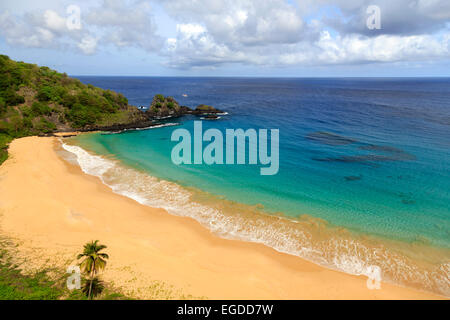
[69,77,450,295]
[76,123,450,247]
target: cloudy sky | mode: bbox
[0,0,449,76]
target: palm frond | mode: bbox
[96,244,107,251]
[77,240,109,277]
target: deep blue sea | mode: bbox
[66,77,450,296]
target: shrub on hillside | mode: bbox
[0,97,5,114]
[31,102,52,116]
[65,103,99,128]
[1,89,25,106]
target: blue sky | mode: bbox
[1,0,449,76]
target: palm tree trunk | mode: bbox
[88,261,95,299]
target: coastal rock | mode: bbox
[192,104,223,115]
[145,95,224,119]
[146,94,185,118]
[203,114,219,120]
[81,119,157,132]
[179,105,194,114]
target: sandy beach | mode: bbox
[0,136,441,299]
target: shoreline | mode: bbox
[0,136,443,299]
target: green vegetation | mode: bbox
[0,238,128,300]
[155,94,165,102]
[0,248,64,299]
[196,104,215,111]
[148,94,181,117]
[0,55,145,165]
[0,133,12,164]
[31,102,52,116]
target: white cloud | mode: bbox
[176,23,206,38]
[85,0,163,51]
[158,0,450,68]
[0,0,449,70]
[43,10,67,32]
[0,8,92,53]
[306,0,450,36]
[279,33,450,66]
[163,22,250,68]
[0,11,56,48]
[78,36,98,55]
[158,0,307,46]
[0,0,162,55]
[164,19,449,69]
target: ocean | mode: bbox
[64,77,450,296]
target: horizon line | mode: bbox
[70,75,450,79]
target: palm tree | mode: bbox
[77,240,109,299]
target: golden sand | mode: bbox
[0,136,441,299]
[52,131,84,138]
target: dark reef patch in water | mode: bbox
[359,144,416,160]
[314,154,405,163]
[345,175,362,181]
[310,137,416,163]
[306,131,357,146]
[358,144,405,153]
[397,192,416,205]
